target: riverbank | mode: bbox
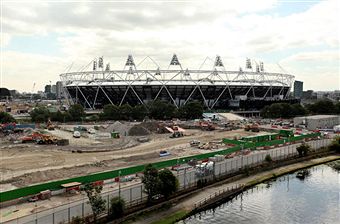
[130,154,340,224]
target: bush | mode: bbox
[296,143,310,157]
[329,137,340,153]
[109,197,125,219]
[265,154,272,163]
[0,112,16,123]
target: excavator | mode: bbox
[244,124,260,132]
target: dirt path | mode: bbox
[132,155,340,224]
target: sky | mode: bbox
[1,0,339,93]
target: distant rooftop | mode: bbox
[296,115,339,119]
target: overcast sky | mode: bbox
[1,0,339,92]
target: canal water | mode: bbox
[179,162,340,224]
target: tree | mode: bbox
[101,104,120,120]
[131,105,148,120]
[142,164,161,203]
[149,101,176,120]
[30,106,50,122]
[83,183,106,223]
[68,104,85,121]
[0,112,16,123]
[109,197,125,219]
[179,101,203,119]
[120,104,133,120]
[158,168,179,199]
[291,104,308,116]
[296,143,310,157]
[306,100,336,114]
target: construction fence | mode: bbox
[2,138,332,224]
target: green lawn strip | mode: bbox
[150,210,188,224]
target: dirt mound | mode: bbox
[138,121,160,133]
[128,125,150,136]
[106,121,131,136]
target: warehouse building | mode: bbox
[294,115,340,130]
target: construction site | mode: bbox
[0,113,253,191]
[1,109,335,224]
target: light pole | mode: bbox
[118,170,121,200]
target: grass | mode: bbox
[150,210,188,224]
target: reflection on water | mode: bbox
[179,163,340,224]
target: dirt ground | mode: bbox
[0,129,262,191]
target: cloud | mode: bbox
[1,0,339,91]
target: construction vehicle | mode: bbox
[190,140,201,147]
[165,125,185,138]
[36,135,58,144]
[198,121,216,131]
[244,124,260,132]
[21,131,58,144]
[170,131,184,138]
[46,119,55,130]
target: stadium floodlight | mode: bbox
[260,61,264,72]
[246,58,252,69]
[125,54,135,66]
[155,67,161,76]
[214,55,224,67]
[256,64,260,73]
[105,63,110,71]
[170,54,180,66]
[98,57,104,68]
[93,60,97,71]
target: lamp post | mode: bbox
[118,170,121,199]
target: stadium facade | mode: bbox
[60,55,297,110]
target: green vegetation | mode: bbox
[329,136,340,153]
[296,143,310,157]
[109,197,125,219]
[83,183,106,223]
[142,164,162,203]
[30,104,84,122]
[265,154,272,163]
[261,103,307,118]
[142,164,178,203]
[159,169,179,199]
[261,100,340,118]
[68,104,85,121]
[0,112,16,123]
[99,100,203,121]
[150,210,187,224]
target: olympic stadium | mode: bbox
[60,55,297,110]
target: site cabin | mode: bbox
[61,182,81,192]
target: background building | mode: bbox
[294,81,303,98]
[294,115,340,130]
[44,85,51,94]
[56,81,64,99]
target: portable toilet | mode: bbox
[111,131,120,138]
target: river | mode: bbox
[179,162,340,224]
